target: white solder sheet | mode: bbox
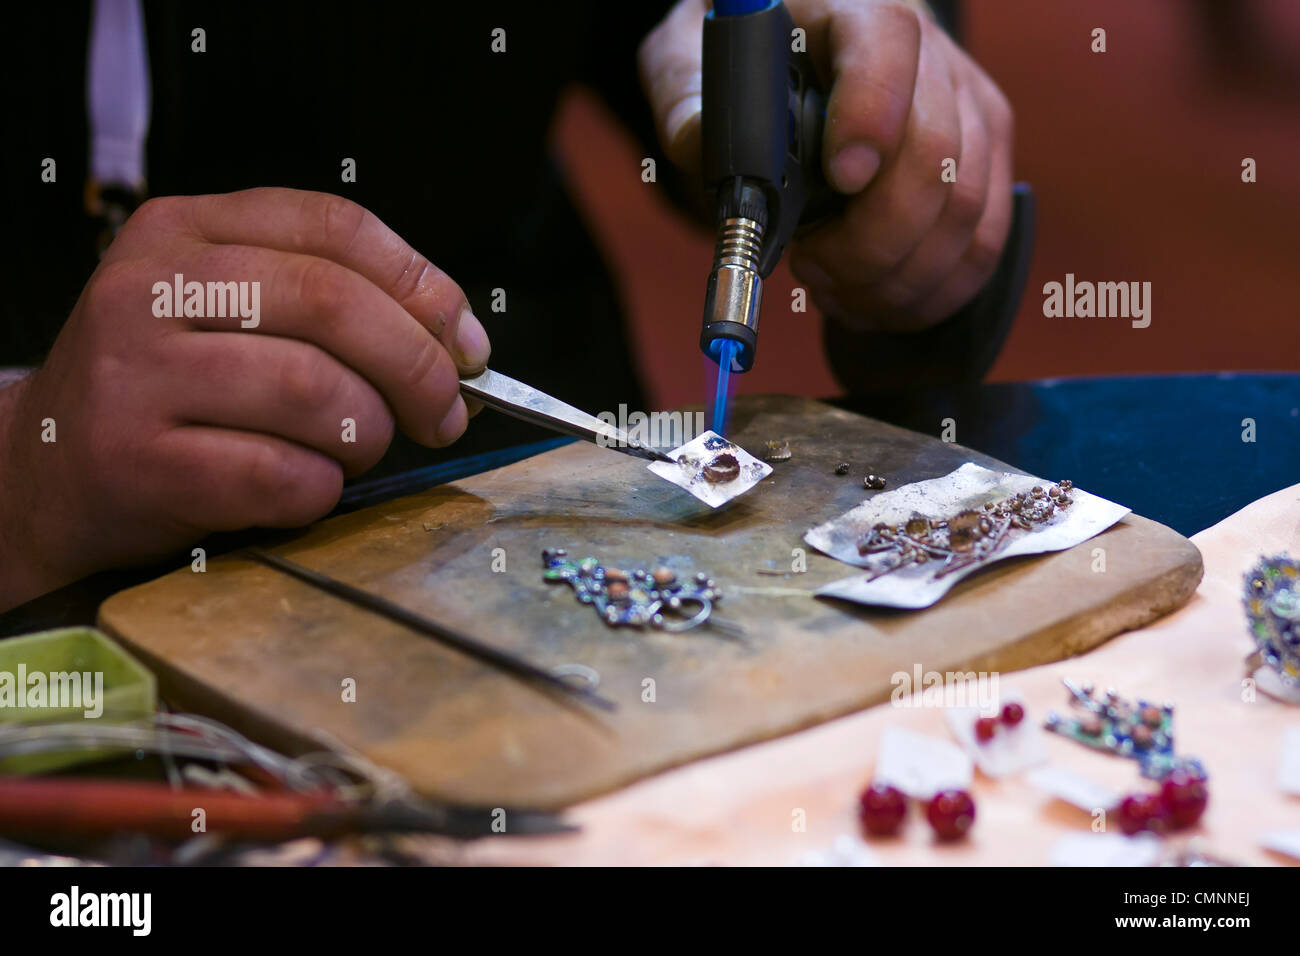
[648,430,773,508]
[805,462,1130,609]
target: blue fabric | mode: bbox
[843,373,1300,537]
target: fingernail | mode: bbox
[435,395,469,445]
[830,144,881,194]
[453,308,491,372]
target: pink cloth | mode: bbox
[465,484,1300,865]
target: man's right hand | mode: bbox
[0,187,490,610]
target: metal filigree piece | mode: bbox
[807,463,1131,610]
[851,481,1073,583]
[1044,679,1205,781]
[542,548,742,637]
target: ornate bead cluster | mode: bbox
[542,548,723,632]
[855,480,1074,581]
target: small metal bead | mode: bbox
[834,462,851,475]
[863,474,887,491]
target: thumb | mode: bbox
[638,0,709,173]
[815,3,922,193]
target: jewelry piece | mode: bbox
[862,474,887,491]
[1044,679,1205,781]
[646,430,772,508]
[703,453,741,484]
[856,783,976,841]
[973,701,1025,744]
[1113,771,1209,836]
[1242,554,1300,687]
[542,548,740,636]
[834,462,851,476]
[925,789,976,840]
[858,783,907,837]
[764,439,792,462]
[855,480,1074,582]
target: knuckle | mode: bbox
[303,191,368,257]
[126,195,181,233]
[403,335,454,398]
[347,410,396,474]
[948,178,987,230]
[843,218,906,275]
[245,443,338,519]
[966,228,1004,280]
[390,250,443,307]
[875,273,926,309]
[981,78,1014,140]
[81,260,138,320]
[291,257,353,326]
[276,348,339,413]
[245,441,297,502]
[914,123,959,177]
[879,0,923,38]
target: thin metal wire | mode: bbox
[242,547,616,712]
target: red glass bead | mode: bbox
[1159,771,1209,830]
[974,716,999,742]
[1000,702,1025,726]
[1114,793,1169,835]
[858,784,908,837]
[926,789,976,840]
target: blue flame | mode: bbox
[711,339,739,436]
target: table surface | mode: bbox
[3,372,1297,637]
[454,480,1300,867]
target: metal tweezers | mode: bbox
[460,368,672,463]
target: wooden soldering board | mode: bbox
[98,396,1202,809]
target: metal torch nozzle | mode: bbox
[700,215,765,373]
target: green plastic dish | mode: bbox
[0,626,157,774]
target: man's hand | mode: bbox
[0,187,489,609]
[640,0,1015,332]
